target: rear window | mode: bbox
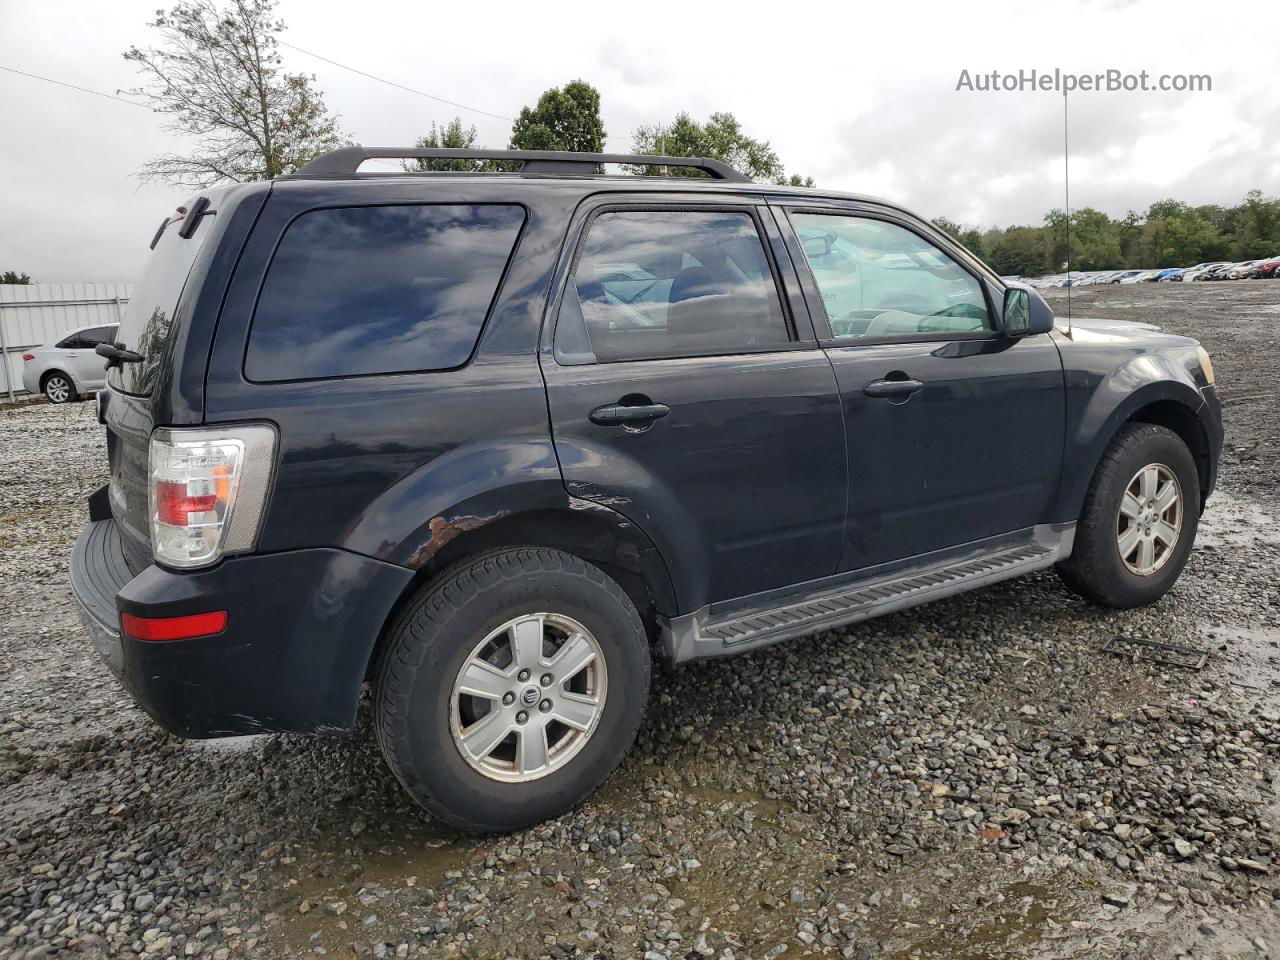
[111,215,207,396]
[245,204,525,382]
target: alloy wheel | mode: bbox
[1116,463,1183,576]
[449,612,607,783]
[45,377,70,403]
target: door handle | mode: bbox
[589,402,671,426]
[863,377,923,399]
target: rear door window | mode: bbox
[559,209,791,362]
[57,332,87,349]
[245,204,525,382]
[80,326,116,346]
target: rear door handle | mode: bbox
[589,403,671,426]
[863,378,923,399]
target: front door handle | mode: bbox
[589,402,671,426]
[863,377,923,399]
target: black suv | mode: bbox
[72,148,1222,832]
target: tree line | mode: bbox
[933,191,1280,277]
[124,0,811,187]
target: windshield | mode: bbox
[109,205,209,396]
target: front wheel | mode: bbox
[1057,423,1200,608]
[374,547,651,832]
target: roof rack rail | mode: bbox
[290,147,750,182]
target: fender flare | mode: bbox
[1054,371,1206,521]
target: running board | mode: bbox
[663,523,1074,663]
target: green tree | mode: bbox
[405,117,488,172]
[509,80,605,153]
[1044,208,1071,270]
[631,111,811,185]
[1,271,32,284]
[779,173,816,187]
[1225,189,1280,259]
[124,0,345,186]
[1117,210,1143,266]
[987,226,1049,277]
[931,217,986,260]
[1163,213,1227,265]
[932,188,1280,277]
[1070,208,1124,270]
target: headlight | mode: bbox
[1195,346,1215,386]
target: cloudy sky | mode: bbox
[1,0,1276,282]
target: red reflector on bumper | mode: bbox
[120,610,228,642]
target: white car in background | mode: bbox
[20,323,117,403]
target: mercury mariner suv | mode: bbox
[70,148,1223,832]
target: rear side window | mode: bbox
[57,327,114,349]
[82,326,117,345]
[246,204,525,382]
[560,209,791,363]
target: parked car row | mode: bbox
[1016,256,1280,288]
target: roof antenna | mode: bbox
[1063,89,1072,335]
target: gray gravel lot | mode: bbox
[1,282,1279,959]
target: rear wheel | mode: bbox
[43,372,76,404]
[1057,423,1200,608]
[375,547,650,832]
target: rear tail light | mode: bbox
[21,353,33,362]
[149,425,276,569]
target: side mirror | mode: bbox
[1001,284,1054,337]
[800,232,835,259]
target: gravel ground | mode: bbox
[2,282,1279,960]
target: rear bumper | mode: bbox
[70,518,414,738]
[21,363,41,396]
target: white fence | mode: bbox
[0,283,132,400]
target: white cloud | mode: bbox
[0,0,1274,283]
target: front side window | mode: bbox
[562,209,790,362]
[791,213,991,341]
[246,204,525,382]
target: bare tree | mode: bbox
[124,0,345,187]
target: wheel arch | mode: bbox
[364,501,679,681]
[1057,378,1211,521]
[1123,398,1212,509]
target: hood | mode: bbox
[1054,316,1162,341]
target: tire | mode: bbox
[43,372,76,404]
[374,547,651,833]
[1057,423,1200,608]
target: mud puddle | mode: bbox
[1198,490,1280,551]
[1204,624,1280,714]
[263,815,477,957]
